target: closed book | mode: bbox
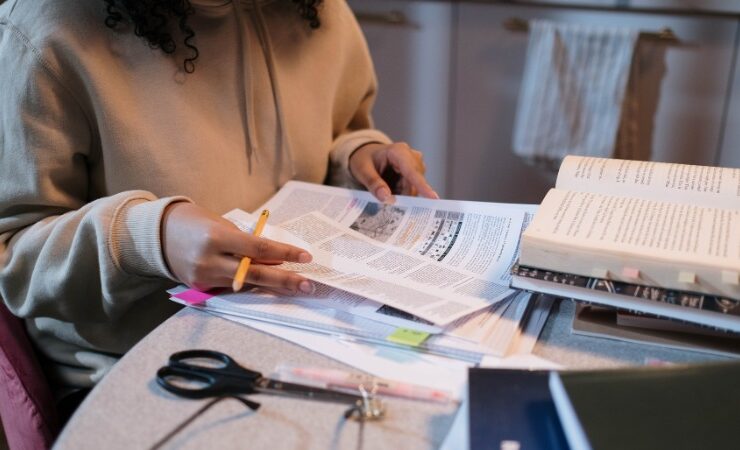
[615,310,735,337]
[549,362,740,450]
[511,264,740,333]
[572,305,740,358]
[468,368,569,450]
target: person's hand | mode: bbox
[349,142,439,203]
[161,202,313,294]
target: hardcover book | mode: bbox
[549,362,740,450]
[511,263,740,332]
[571,305,740,357]
[468,368,569,450]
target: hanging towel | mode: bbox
[512,20,640,171]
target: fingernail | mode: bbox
[299,280,315,294]
[298,252,312,263]
[376,187,391,202]
[432,191,440,199]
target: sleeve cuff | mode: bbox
[109,195,192,280]
[328,129,392,188]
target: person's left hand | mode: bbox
[349,142,439,203]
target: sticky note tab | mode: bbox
[622,267,640,279]
[173,289,214,305]
[386,328,431,347]
[678,271,697,284]
[591,268,610,279]
[721,270,739,286]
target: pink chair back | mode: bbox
[0,302,59,450]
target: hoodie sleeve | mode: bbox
[326,106,393,189]
[0,27,189,323]
[325,2,393,189]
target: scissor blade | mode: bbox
[255,377,362,404]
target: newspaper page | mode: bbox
[258,181,536,285]
[226,209,517,325]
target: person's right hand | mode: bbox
[161,202,314,294]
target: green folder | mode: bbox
[549,362,740,450]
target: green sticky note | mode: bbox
[386,328,431,347]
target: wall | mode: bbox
[348,1,454,196]
[352,1,740,204]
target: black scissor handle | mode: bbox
[156,364,222,399]
[157,350,261,399]
[169,350,240,371]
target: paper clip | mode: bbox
[345,383,385,422]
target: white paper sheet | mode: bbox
[214,312,473,399]
[171,286,495,363]
[509,295,557,355]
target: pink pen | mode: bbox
[274,364,453,403]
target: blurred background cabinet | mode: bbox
[347,0,453,197]
[350,1,740,203]
[719,24,740,169]
[450,3,737,203]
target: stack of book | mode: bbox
[511,155,740,348]
[570,305,740,357]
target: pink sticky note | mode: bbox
[173,289,214,305]
[622,267,641,279]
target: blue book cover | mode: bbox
[468,368,569,450]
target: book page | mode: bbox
[524,189,740,269]
[555,156,740,210]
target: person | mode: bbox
[0,0,437,403]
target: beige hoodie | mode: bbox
[0,0,390,389]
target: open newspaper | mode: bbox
[224,210,508,325]
[218,181,536,326]
[168,182,547,356]
[261,181,535,284]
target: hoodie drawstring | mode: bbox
[234,1,258,173]
[237,0,297,186]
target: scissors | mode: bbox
[156,350,384,420]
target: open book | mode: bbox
[518,156,740,300]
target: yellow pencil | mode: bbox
[232,209,270,292]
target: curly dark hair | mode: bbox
[103,0,323,73]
